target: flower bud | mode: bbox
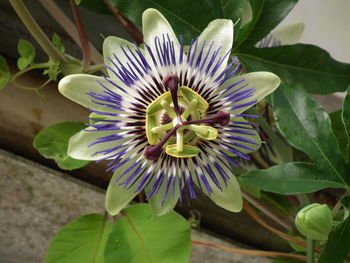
[295,203,332,240]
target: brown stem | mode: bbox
[192,240,307,261]
[101,0,143,45]
[37,0,103,65]
[243,201,322,254]
[69,0,91,71]
[242,191,294,231]
[9,0,67,63]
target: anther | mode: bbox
[144,124,181,160]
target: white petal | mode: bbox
[272,22,305,45]
[58,74,134,112]
[193,155,243,212]
[220,117,261,155]
[142,8,180,75]
[68,124,135,161]
[147,175,180,216]
[197,19,233,76]
[106,157,145,215]
[209,175,243,212]
[142,8,179,49]
[223,72,280,114]
[103,36,140,80]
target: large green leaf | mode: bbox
[108,0,248,43]
[342,87,350,164]
[318,217,350,263]
[240,163,345,194]
[330,110,349,160]
[272,84,349,186]
[33,122,90,170]
[44,214,112,263]
[234,0,298,49]
[104,203,191,263]
[237,44,350,94]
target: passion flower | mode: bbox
[58,8,280,216]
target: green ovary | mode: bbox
[145,86,218,158]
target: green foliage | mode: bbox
[104,204,191,263]
[341,195,350,219]
[43,60,60,81]
[236,44,350,94]
[44,214,112,263]
[342,87,350,163]
[234,0,298,49]
[17,39,36,70]
[52,33,65,54]
[330,110,349,160]
[318,216,350,263]
[107,0,251,43]
[272,85,348,184]
[33,122,90,170]
[240,163,345,194]
[0,55,10,90]
[241,85,349,194]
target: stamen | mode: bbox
[163,74,181,118]
[181,99,198,119]
[184,110,230,126]
[151,122,173,134]
[160,100,176,118]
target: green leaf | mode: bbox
[44,214,112,263]
[0,55,10,90]
[272,84,349,186]
[330,110,348,160]
[237,44,350,94]
[52,33,65,53]
[240,163,345,194]
[17,39,35,70]
[104,203,191,263]
[75,0,82,4]
[43,58,60,81]
[341,195,350,219]
[33,122,90,170]
[342,87,350,164]
[234,0,298,49]
[319,217,350,263]
[108,0,250,43]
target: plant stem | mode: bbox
[242,190,294,230]
[10,78,51,96]
[307,238,315,263]
[297,194,310,206]
[9,0,67,63]
[243,201,322,253]
[332,189,349,216]
[101,0,143,45]
[37,0,103,65]
[12,62,51,79]
[69,0,91,71]
[192,240,307,261]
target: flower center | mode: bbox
[144,74,230,160]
